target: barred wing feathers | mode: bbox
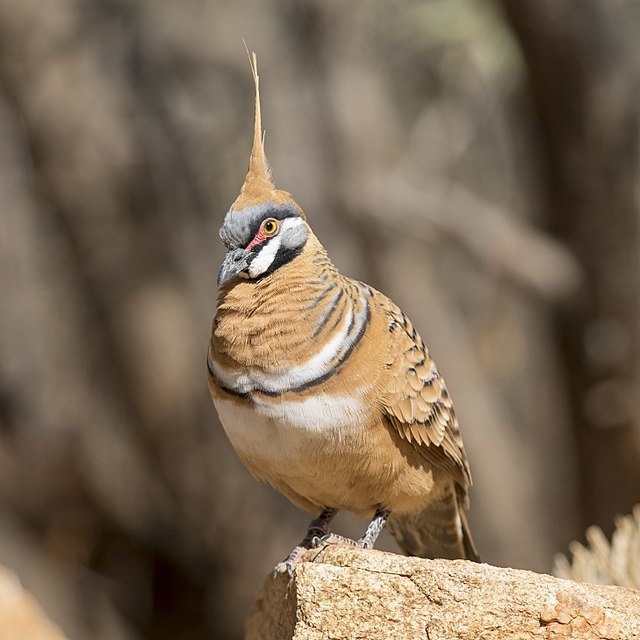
[375,291,472,495]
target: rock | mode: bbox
[246,546,640,640]
[0,565,68,640]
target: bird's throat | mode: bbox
[212,235,348,371]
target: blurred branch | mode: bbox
[354,172,583,302]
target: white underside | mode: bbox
[252,392,365,432]
[213,393,366,489]
[215,392,364,448]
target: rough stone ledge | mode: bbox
[245,545,640,640]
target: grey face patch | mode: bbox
[219,202,301,250]
[278,216,308,253]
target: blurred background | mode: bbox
[0,0,639,638]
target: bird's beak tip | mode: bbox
[217,248,250,287]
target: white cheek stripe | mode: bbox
[248,236,282,278]
[209,289,370,395]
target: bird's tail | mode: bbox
[387,481,479,562]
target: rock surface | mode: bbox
[0,565,68,640]
[246,546,640,640]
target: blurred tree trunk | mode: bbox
[501,0,640,531]
[0,1,295,638]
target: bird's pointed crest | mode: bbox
[231,49,277,211]
[230,48,303,216]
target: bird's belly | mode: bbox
[213,393,389,513]
[213,392,435,516]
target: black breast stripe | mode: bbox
[312,288,344,337]
[306,282,335,310]
[208,286,371,400]
[256,296,370,397]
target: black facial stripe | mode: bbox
[254,242,304,280]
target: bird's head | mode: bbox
[217,52,309,288]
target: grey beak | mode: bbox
[217,248,251,287]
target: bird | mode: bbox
[208,52,479,575]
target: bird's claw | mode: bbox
[272,543,309,578]
[273,560,295,578]
[315,532,360,548]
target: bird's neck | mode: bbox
[212,233,361,370]
[216,233,339,318]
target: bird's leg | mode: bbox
[274,508,337,576]
[359,506,391,548]
[318,506,391,549]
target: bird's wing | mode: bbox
[376,292,472,492]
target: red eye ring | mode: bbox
[244,218,280,251]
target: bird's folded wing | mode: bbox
[378,295,472,492]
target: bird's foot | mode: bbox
[313,532,366,548]
[273,544,309,577]
[274,508,338,577]
[313,507,391,551]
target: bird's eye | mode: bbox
[263,218,279,236]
